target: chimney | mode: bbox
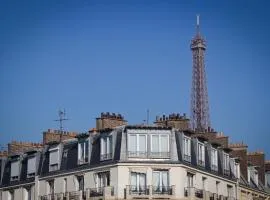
[154,113,190,130]
[247,151,265,184]
[229,143,248,181]
[96,112,127,130]
[43,129,77,144]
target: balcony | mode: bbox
[128,151,147,158]
[223,169,230,176]
[125,185,175,199]
[85,186,114,199]
[149,152,170,158]
[100,153,112,161]
[184,187,203,199]
[128,151,170,159]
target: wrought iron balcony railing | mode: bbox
[211,164,218,172]
[128,151,148,158]
[184,154,191,162]
[149,152,170,158]
[184,187,204,198]
[198,159,205,167]
[87,187,104,197]
[152,186,173,195]
[127,185,149,195]
[100,153,112,161]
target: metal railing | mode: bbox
[152,186,173,195]
[198,160,205,167]
[39,194,55,200]
[87,187,104,197]
[149,152,170,158]
[184,187,203,198]
[68,191,82,200]
[211,164,218,172]
[100,153,112,160]
[128,151,147,158]
[127,185,149,195]
[224,169,230,176]
[128,151,170,158]
[184,154,191,162]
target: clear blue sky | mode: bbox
[0,0,270,158]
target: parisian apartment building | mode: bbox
[0,112,270,200]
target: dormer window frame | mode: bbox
[197,141,205,167]
[49,147,60,172]
[150,134,170,158]
[27,154,36,178]
[183,135,191,162]
[10,158,20,182]
[211,147,218,172]
[100,135,113,161]
[78,139,90,165]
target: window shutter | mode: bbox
[11,161,19,177]
[27,157,36,174]
[49,150,59,165]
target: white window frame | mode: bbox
[197,142,205,166]
[130,172,147,190]
[150,134,169,152]
[211,147,218,171]
[49,147,59,172]
[100,136,113,161]
[152,170,169,190]
[183,136,191,162]
[78,139,89,164]
[128,134,147,157]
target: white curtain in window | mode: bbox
[153,172,160,188]
[129,135,137,152]
[160,135,168,152]
[152,135,159,152]
[139,135,146,152]
[162,171,168,187]
[131,172,137,187]
[27,157,36,174]
[107,137,111,154]
[139,173,146,189]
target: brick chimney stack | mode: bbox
[43,129,77,144]
[8,141,43,155]
[96,112,127,130]
[247,151,265,184]
[229,143,248,181]
[154,113,189,130]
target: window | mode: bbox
[152,170,169,193]
[197,142,205,167]
[183,136,191,162]
[100,136,112,160]
[151,134,169,158]
[211,148,218,171]
[187,173,194,188]
[216,181,220,195]
[95,171,110,188]
[8,190,14,200]
[48,180,54,195]
[63,178,67,194]
[202,177,207,190]
[130,172,146,193]
[223,153,230,176]
[49,148,59,172]
[24,188,31,200]
[27,156,36,178]
[78,140,89,164]
[10,160,20,181]
[77,176,84,191]
[128,134,147,157]
[227,185,233,197]
[230,158,236,178]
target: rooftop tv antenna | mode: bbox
[54,109,69,132]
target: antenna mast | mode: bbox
[54,109,69,132]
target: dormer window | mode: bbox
[211,148,218,171]
[49,147,59,172]
[223,153,230,176]
[183,136,191,162]
[10,160,20,181]
[248,167,259,185]
[150,134,169,158]
[78,140,89,164]
[27,156,36,178]
[197,142,205,167]
[100,136,112,161]
[128,134,147,158]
